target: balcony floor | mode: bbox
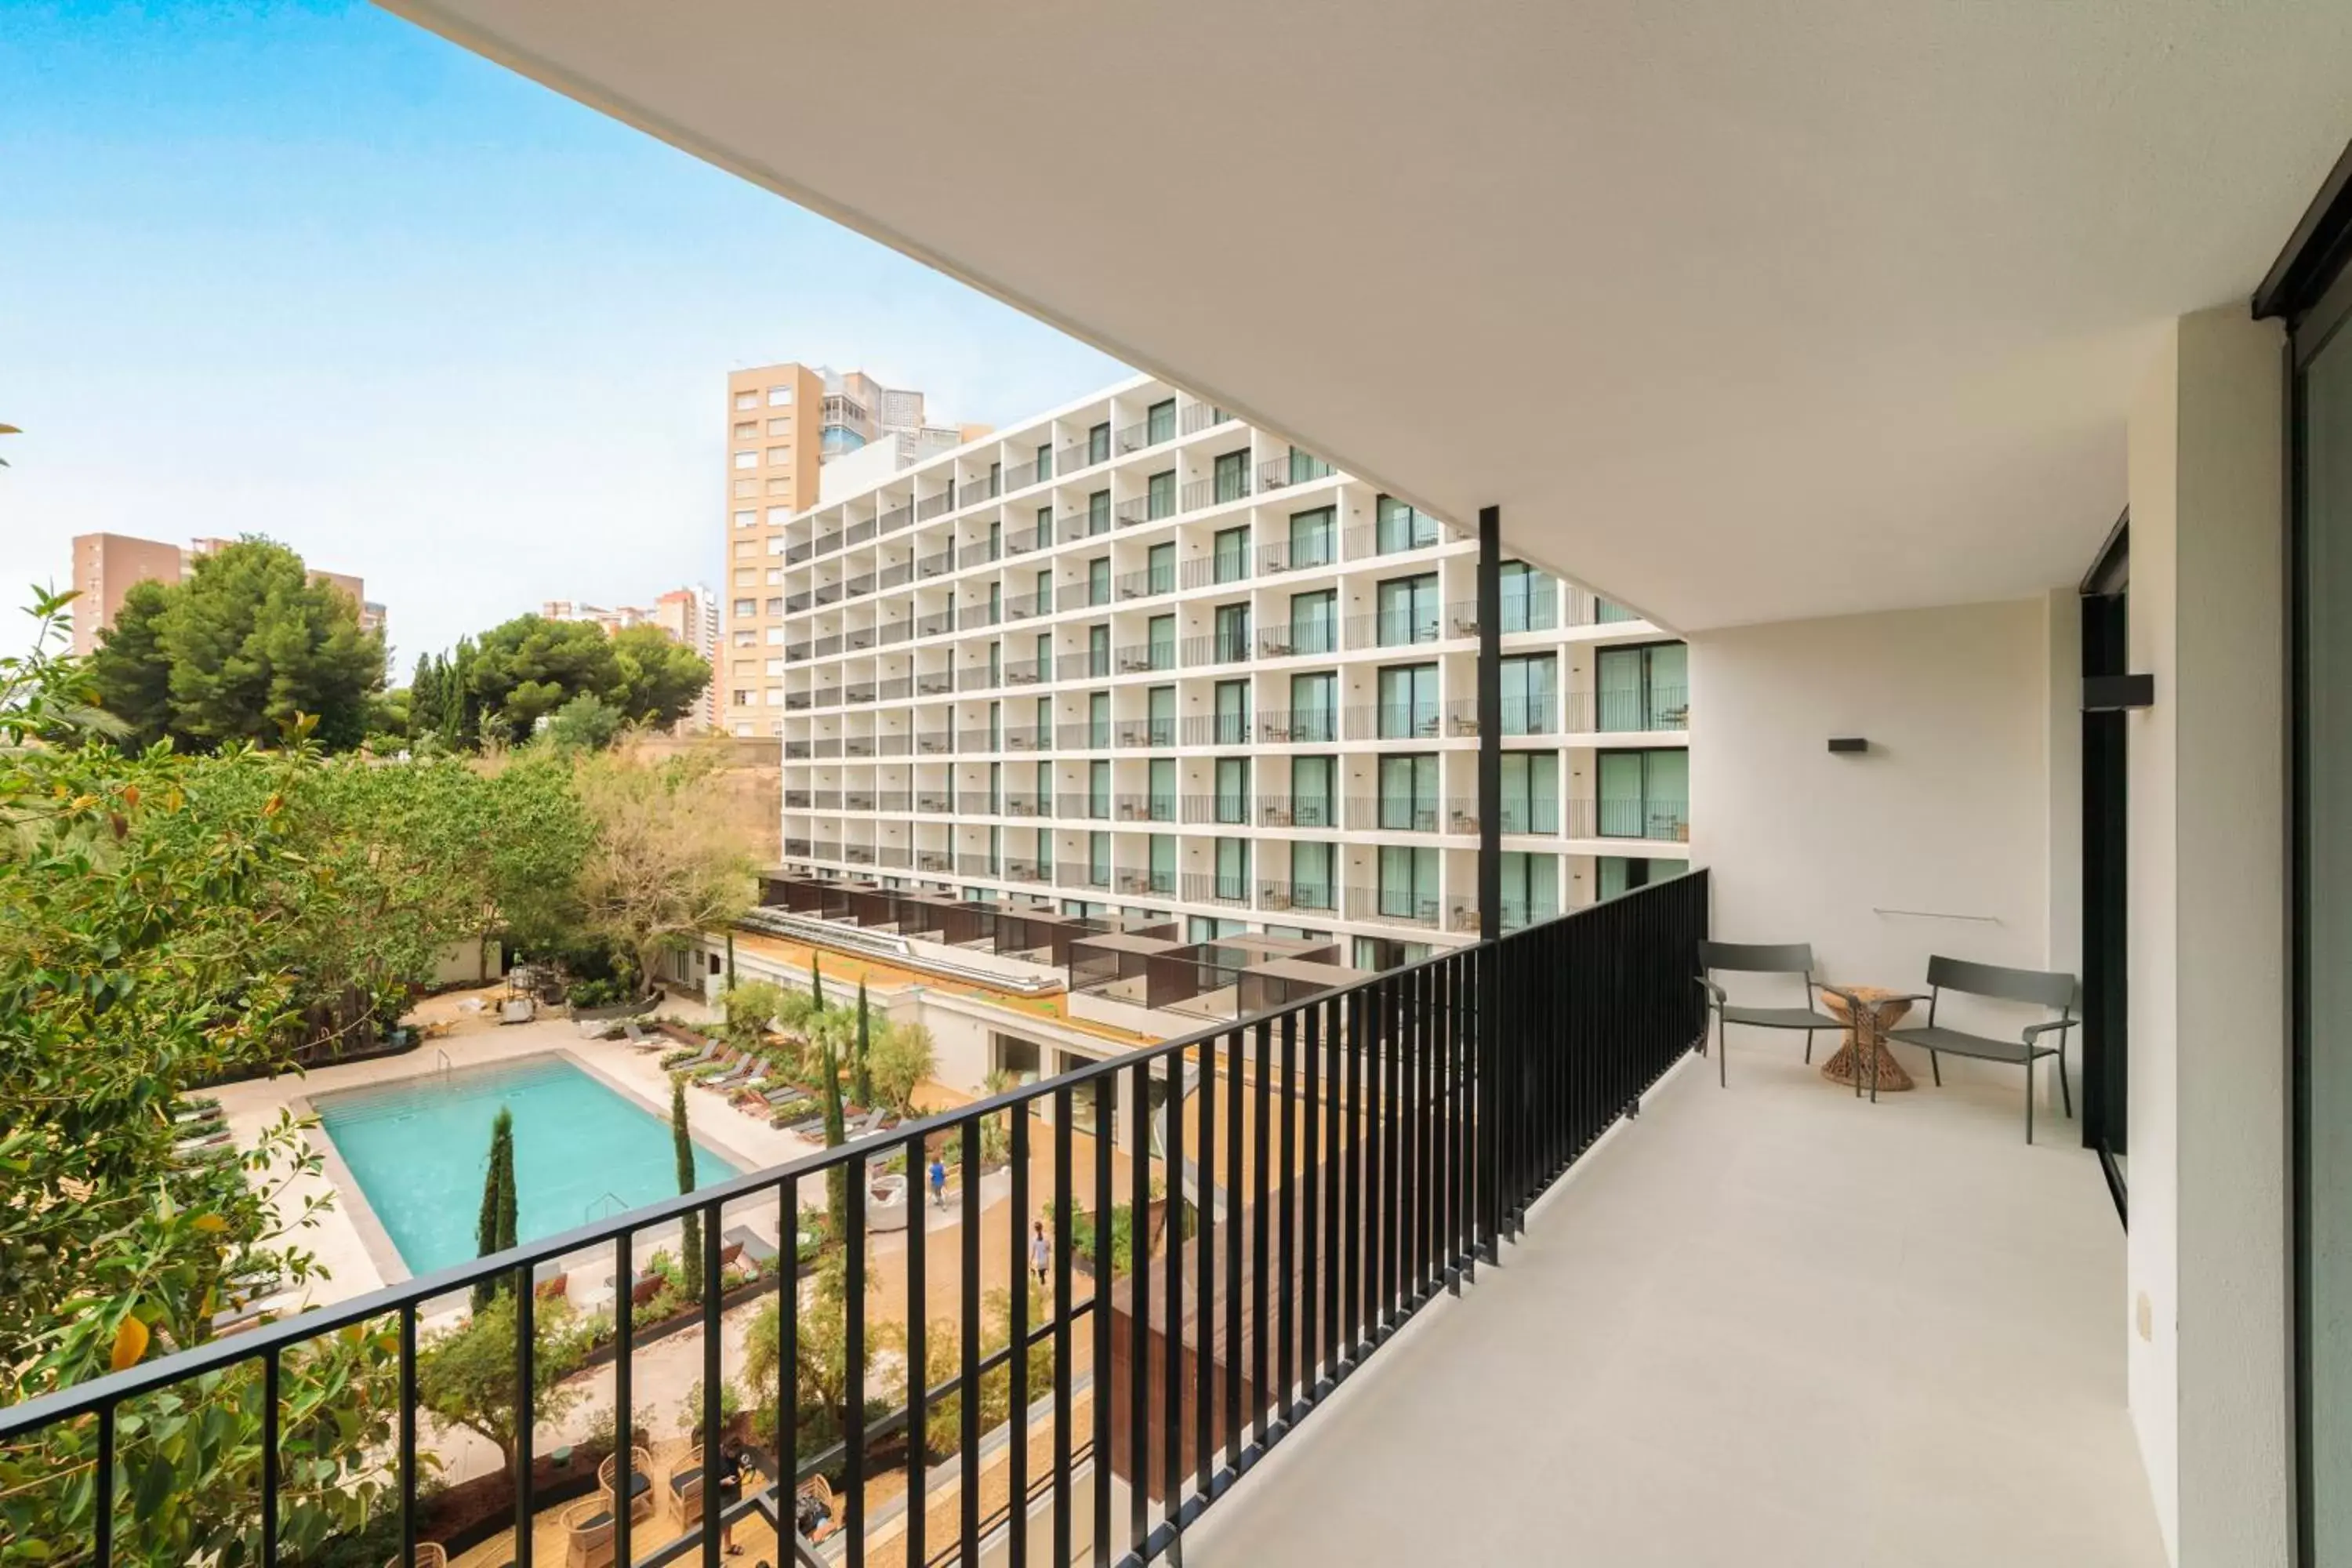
[1187,1037,2165,1567]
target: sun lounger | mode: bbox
[666,1040,724,1073]
[723,1225,779,1269]
[699,1058,760,1092]
[622,1021,654,1048]
[784,1112,827,1138]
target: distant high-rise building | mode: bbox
[721,361,989,735]
[70,533,383,654]
[544,586,720,731]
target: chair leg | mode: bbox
[1804,1029,1814,1065]
[2024,1070,2034,1145]
[1718,1015,1727,1087]
[1929,1049,1942,1088]
[2057,1052,2073,1118]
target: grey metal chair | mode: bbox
[1694,940,1847,1087]
[1883,955,2078,1142]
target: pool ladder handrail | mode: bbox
[434,1047,452,1079]
[585,1191,629,1223]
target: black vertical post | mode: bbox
[1475,504,1504,1260]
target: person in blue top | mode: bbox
[928,1151,948,1210]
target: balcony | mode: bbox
[1181,473,1251,511]
[1346,797,1481,835]
[1115,643,1176,674]
[1254,619,1340,659]
[1178,870,1252,907]
[1563,684,1692,733]
[1115,717,1177,749]
[1257,708,1340,744]
[1255,875,1337,912]
[1569,797,1692,844]
[1180,630,1253,668]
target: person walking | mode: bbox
[1029,1219,1051,1288]
[928,1151,949,1210]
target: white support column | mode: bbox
[2123,303,2289,1568]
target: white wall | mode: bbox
[1690,597,2071,1011]
[2123,304,2289,1568]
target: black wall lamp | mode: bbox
[2082,674,2157,712]
[1827,737,1869,754]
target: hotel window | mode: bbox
[1147,542,1176,594]
[1289,506,1336,569]
[1287,445,1334,483]
[1376,662,1441,739]
[734,390,757,411]
[767,478,791,495]
[734,479,756,499]
[1289,588,1338,655]
[1500,751,1559,833]
[1088,421,1111,465]
[764,627,785,644]
[733,510,756,529]
[767,416,791,436]
[1213,524,1250,583]
[1089,760,1111,819]
[1213,678,1250,744]
[1290,670,1338,743]
[1213,837,1249,901]
[1148,758,1176,822]
[1378,844,1438,923]
[1596,749,1690,841]
[733,450,757,470]
[1378,753,1439,833]
[733,539,756,558]
[1148,470,1176,521]
[767,506,792,525]
[1214,757,1249,824]
[1213,604,1250,665]
[1147,615,1176,670]
[1499,561,1552,632]
[1214,449,1249,505]
[734,422,757,440]
[731,688,753,706]
[1595,641,1689,731]
[767,446,792,466]
[1087,557,1111,608]
[768,385,793,406]
[1290,842,1335,909]
[1376,573,1441,645]
[1598,855,1685,900]
[1498,852,1559,931]
[1089,691,1111,749]
[732,599,756,616]
[1146,684,1176,746]
[764,597,784,616]
[1375,494,1442,553]
[731,629,756,647]
[1500,652,1558,735]
[1146,398,1176,445]
[1034,444,1052,485]
[1291,755,1336,827]
[1147,833,1176,895]
[1088,488,1111,535]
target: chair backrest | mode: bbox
[1924,955,2076,1014]
[1697,939,1816,977]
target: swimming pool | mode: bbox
[312,1054,742,1277]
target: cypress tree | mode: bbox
[409,652,443,739]
[672,1075,702,1303]
[472,1108,517,1312]
[854,979,874,1108]
[810,952,823,1010]
[821,1033,848,1245]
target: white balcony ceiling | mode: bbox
[379,0,2352,630]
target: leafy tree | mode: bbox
[88,537,386,751]
[979,1067,1013,1167]
[721,979,789,1054]
[0,601,401,1563]
[472,1108,518,1312]
[366,684,412,749]
[869,1020,938,1119]
[671,1075,703,1304]
[608,623,710,729]
[574,748,754,994]
[546,691,625,752]
[916,1287,1057,1461]
[415,1294,594,1476]
[854,980,875,1107]
[469,615,619,742]
[742,1250,895,1471]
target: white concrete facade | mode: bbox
[768,375,1690,964]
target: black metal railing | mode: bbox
[0,877,1708,1568]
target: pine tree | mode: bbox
[472,1108,518,1312]
[408,652,444,740]
[672,1075,703,1303]
[854,979,874,1108]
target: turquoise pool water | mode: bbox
[313,1054,741,1276]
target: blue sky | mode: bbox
[0,2,1127,668]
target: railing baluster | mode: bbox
[399,1304,417,1567]
[961,1116,983,1558]
[94,1401,113,1568]
[1320,994,1344,1380]
[1342,986,1363,1366]
[775,1178,794,1548]
[1250,1018,1272,1448]
[1223,1028,1243,1468]
[263,1345,280,1568]
[1091,1074,1112,1568]
[1276,1007,1297,1429]
[515,1263,534,1568]
[1007,1102,1030,1568]
[904,1130,926,1568]
[1127,1058,1150,1554]
[614,1230,633,1568]
[702,1203,722,1568]
[1163,1045,1185,1541]
[1052,1084,1074,1566]
[1300,1000,1322,1392]
[845,1167,867,1568]
[1195,1036,1218,1501]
